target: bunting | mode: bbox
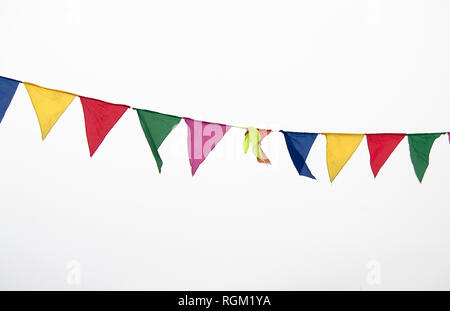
[408,133,444,182]
[324,133,364,182]
[366,134,406,178]
[23,82,76,140]
[243,127,271,164]
[0,76,20,123]
[1,75,450,183]
[185,118,230,175]
[136,109,181,173]
[80,97,129,156]
[281,131,318,179]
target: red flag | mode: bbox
[80,97,129,156]
[366,133,405,177]
[256,129,271,164]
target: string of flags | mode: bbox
[0,75,449,182]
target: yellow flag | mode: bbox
[23,83,76,140]
[324,133,364,182]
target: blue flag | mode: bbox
[0,76,20,123]
[281,131,318,179]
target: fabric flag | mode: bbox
[243,126,271,164]
[23,82,76,140]
[0,76,20,123]
[408,133,444,182]
[136,109,181,173]
[80,97,129,156]
[324,133,364,182]
[185,118,230,175]
[281,131,318,179]
[366,133,406,178]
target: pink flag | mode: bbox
[184,118,230,175]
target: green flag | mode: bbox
[136,109,181,173]
[408,133,444,182]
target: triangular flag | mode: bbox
[136,109,181,173]
[324,133,364,182]
[185,118,230,175]
[80,97,129,157]
[23,82,76,140]
[281,131,318,179]
[366,133,406,178]
[0,76,20,123]
[243,127,271,164]
[408,133,444,182]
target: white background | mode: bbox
[1,0,450,290]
